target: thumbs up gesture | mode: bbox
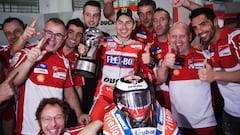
[198,59,215,82]
[161,45,176,69]
[142,45,152,65]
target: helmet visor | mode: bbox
[121,90,151,109]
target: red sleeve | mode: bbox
[74,75,84,86]
[138,44,156,83]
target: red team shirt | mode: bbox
[132,25,155,46]
[168,47,216,129]
[150,39,171,110]
[0,45,17,121]
[11,43,74,135]
[58,47,84,87]
[208,26,240,118]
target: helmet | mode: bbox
[83,27,103,47]
[113,75,154,128]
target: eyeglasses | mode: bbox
[43,29,65,40]
[41,114,64,123]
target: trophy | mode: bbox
[74,27,103,78]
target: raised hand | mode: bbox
[162,45,176,69]
[77,114,92,125]
[170,0,201,11]
[20,18,41,41]
[0,72,18,103]
[142,45,152,64]
[104,0,116,4]
[198,59,215,82]
[27,38,47,63]
[78,43,88,56]
[170,0,189,7]
[78,120,103,135]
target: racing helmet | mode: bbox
[113,75,152,126]
[83,27,103,47]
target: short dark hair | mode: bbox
[66,18,85,30]
[137,0,156,10]
[116,8,134,21]
[189,7,216,22]
[83,0,101,13]
[154,7,170,21]
[35,98,70,120]
[3,17,25,29]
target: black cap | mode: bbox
[116,8,133,20]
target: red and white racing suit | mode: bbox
[11,43,74,135]
[90,36,153,121]
[103,100,180,135]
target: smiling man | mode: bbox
[9,18,90,135]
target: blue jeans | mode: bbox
[222,111,240,135]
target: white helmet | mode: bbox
[113,75,154,127]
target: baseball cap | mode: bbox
[116,8,134,20]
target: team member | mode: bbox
[190,7,240,135]
[151,5,201,110]
[9,18,90,135]
[103,75,180,135]
[59,18,85,127]
[150,8,172,110]
[81,0,110,113]
[36,98,102,135]
[157,22,217,135]
[61,18,85,101]
[1,17,27,135]
[79,8,152,121]
[0,57,18,104]
[104,0,156,46]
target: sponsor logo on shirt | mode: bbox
[132,128,156,135]
[108,42,117,49]
[218,44,231,57]
[130,44,142,49]
[36,74,45,82]
[105,37,114,42]
[151,46,162,55]
[34,63,49,74]
[136,32,147,39]
[106,55,134,67]
[188,59,205,69]
[103,77,119,84]
[53,66,67,80]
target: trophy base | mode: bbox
[74,58,98,78]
